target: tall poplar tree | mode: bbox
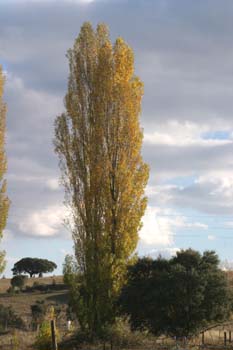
[0,66,9,273]
[55,22,149,336]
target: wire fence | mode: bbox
[2,321,233,350]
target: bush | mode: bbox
[11,331,20,350]
[25,282,66,293]
[106,318,149,347]
[11,275,27,291]
[31,300,47,328]
[35,321,59,350]
[7,286,15,294]
[34,321,52,349]
[0,304,25,331]
[120,250,232,337]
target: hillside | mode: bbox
[0,275,69,349]
[0,275,64,293]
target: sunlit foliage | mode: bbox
[0,66,9,273]
[55,23,149,337]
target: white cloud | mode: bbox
[146,184,179,205]
[144,121,232,147]
[139,206,207,246]
[18,205,66,237]
[197,173,233,198]
[5,73,62,123]
[147,171,233,216]
[3,0,233,264]
[149,247,180,259]
[140,206,173,246]
[60,248,72,256]
[46,178,60,191]
[208,235,216,241]
[2,230,13,243]
[220,260,233,271]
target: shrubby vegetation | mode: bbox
[31,301,47,330]
[34,306,60,350]
[119,249,233,337]
[35,321,53,350]
[63,249,233,340]
[0,304,25,332]
[11,275,27,291]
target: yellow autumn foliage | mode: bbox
[0,66,9,273]
[54,22,149,337]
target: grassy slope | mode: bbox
[1,272,232,349]
[0,276,69,349]
[0,275,68,315]
[0,275,64,293]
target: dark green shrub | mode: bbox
[0,304,25,331]
[11,275,27,291]
[31,300,47,329]
[120,250,232,337]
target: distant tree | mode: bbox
[119,249,232,337]
[11,275,27,291]
[0,66,10,273]
[12,258,57,278]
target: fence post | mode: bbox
[51,319,58,350]
[224,331,227,347]
[175,336,178,350]
[229,331,231,343]
[201,332,205,346]
[183,336,187,349]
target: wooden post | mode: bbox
[184,336,187,348]
[224,331,227,347]
[174,336,177,350]
[229,331,231,343]
[201,332,205,346]
[51,319,58,350]
[110,339,113,350]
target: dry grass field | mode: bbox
[0,275,68,321]
[0,275,69,350]
[0,275,64,293]
[0,273,232,349]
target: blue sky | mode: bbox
[1,0,233,276]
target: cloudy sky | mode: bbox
[1,0,233,276]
